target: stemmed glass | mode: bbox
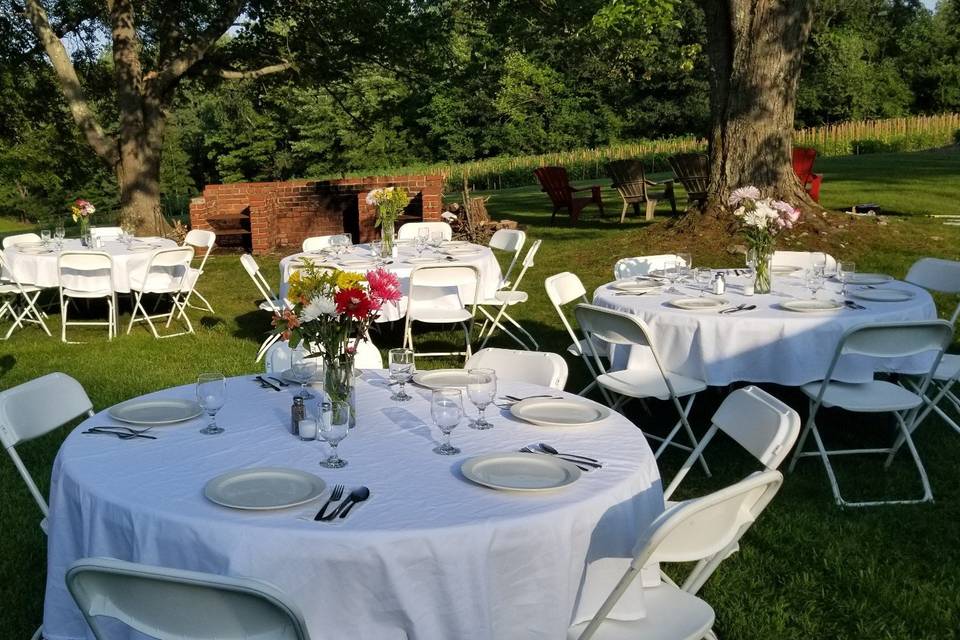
[415,228,430,257]
[40,229,51,246]
[661,261,679,293]
[431,388,463,455]
[429,231,444,252]
[197,373,226,435]
[467,368,497,430]
[54,223,65,250]
[676,252,692,286]
[804,268,824,299]
[318,400,350,468]
[838,261,856,296]
[695,268,713,296]
[389,348,414,401]
[291,347,318,399]
[330,234,348,258]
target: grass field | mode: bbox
[2,149,960,638]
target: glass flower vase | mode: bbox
[748,246,773,294]
[324,353,357,428]
[79,218,90,246]
[380,220,396,259]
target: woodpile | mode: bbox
[445,178,520,243]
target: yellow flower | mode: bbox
[336,271,364,290]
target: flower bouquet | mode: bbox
[366,186,409,257]
[70,198,96,245]
[273,260,402,426]
[729,186,800,293]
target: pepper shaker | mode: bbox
[713,272,726,295]
[291,396,305,436]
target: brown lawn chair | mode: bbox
[606,159,677,222]
[533,166,604,224]
[668,153,709,206]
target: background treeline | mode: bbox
[2,0,959,222]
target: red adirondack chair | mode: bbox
[792,147,823,202]
[533,166,604,224]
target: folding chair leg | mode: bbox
[788,405,818,474]
[187,288,215,313]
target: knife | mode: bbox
[255,375,281,391]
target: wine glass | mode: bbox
[661,260,679,293]
[330,234,348,258]
[431,388,463,455]
[197,373,226,435]
[838,261,856,296]
[804,269,824,299]
[415,228,430,256]
[290,347,317,399]
[467,368,497,430]
[429,231,444,252]
[40,229,51,246]
[54,223,65,250]
[696,268,713,296]
[676,252,692,285]
[388,348,414,401]
[318,400,350,468]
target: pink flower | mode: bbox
[728,186,761,207]
[366,268,402,305]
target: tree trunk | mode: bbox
[699,0,817,214]
[117,96,170,236]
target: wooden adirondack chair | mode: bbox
[606,159,677,222]
[792,147,823,202]
[533,166,604,224]
[668,153,709,206]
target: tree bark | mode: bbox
[699,0,817,214]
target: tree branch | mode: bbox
[218,61,294,80]
[21,0,119,167]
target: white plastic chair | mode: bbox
[477,239,541,350]
[613,254,688,280]
[0,250,51,340]
[264,336,383,371]
[787,320,953,507]
[465,347,569,390]
[664,386,800,501]
[544,272,609,399]
[397,221,452,241]
[488,228,526,287]
[66,557,311,640]
[2,232,42,249]
[89,226,124,241]
[574,303,710,475]
[126,247,195,338]
[570,470,784,640]
[771,250,837,272]
[58,251,117,342]
[182,229,216,313]
[241,254,288,313]
[0,372,93,527]
[403,264,479,360]
[302,235,337,252]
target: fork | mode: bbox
[314,484,345,521]
[519,447,594,471]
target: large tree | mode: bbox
[16,0,292,234]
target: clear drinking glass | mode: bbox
[696,268,713,296]
[804,269,824,299]
[389,348,415,401]
[318,400,350,468]
[467,368,497,430]
[661,260,679,293]
[330,234,347,258]
[197,373,226,435]
[429,231,444,251]
[416,228,430,256]
[676,252,692,285]
[40,229,51,246]
[431,388,463,455]
[291,347,317,399]
[54,224,65,250]
[838,261,856,295]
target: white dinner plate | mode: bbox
[16,246,53,254]
[204,467,326,510]
[668,297,729,311]
[510,397,611,427]
[445,240,470,247]
[850,288,915,302]
[128,245,156,252]
[338,258,375,269]
[610,279,662,293]
[461,453,581,492]
[108,398,204,425]
[407,256,443,264]
[412,369,471,389]
[443,245,482,255]
[837,273,894,285]
[780,299,844,313]
[772,264,803,275]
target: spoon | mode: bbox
[538,443,601,464]
[337,486,371,519]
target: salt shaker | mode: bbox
[291,396,305,436]
[712,272,726,295]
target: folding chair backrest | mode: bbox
[505,240,541,292]
[0,250,30,290]
[137,247,194,293]
[302,235,336,252]
[264,341,293,374]
[66,557,311,640]
[906,258,960,324]
[489,229,526,284]
[354,337,384,369]
[545,272,590,355]
[466,348,568,390]
[58,251,114,293]
[184,229,216,265]
[614,254,686,280]
[771,251,837,272]
[574,303,652,348]
[397,222,452,241]
[2,233,41,249]
[90,227,123,241]
[241,254,282,312]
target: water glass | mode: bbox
[40,229,51,246]
[695,268,713,296]
[431,388,463,455]
[291,347,317,399]
[467,368,497,430]
[197,373,226,435]
[416,228,430,256]
[804,269,824,299]
[838,261,856,295]
[661,261,679,292]
[388,348,415,401]
[54,224,65,249]
[676,252,692,284]
[318,401,350,468]
[429,231,444,251]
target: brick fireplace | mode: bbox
[189,175,444,255]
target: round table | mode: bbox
[43,374,663,640]
[593,272,938,386]
[3,238,177,293]
[278,242,503,322]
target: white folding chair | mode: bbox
[465,347,568,390]
[302,235,337,252]
[771,250,837,272]
[787,320,953,507]
[544,272,610,400]
[2,232,41,249]
[66,557,311,640]
[397,221,452,241]
[0,372,93,529]
[574,303,710,475]
[477,239,541,350]
[403,264,479,360]
[89,226,124,242]
[613,254,688,280]
[264,335,382,370]
[58,251,117,342]
[264,340,293,374]
[182,229,216,313]
[241,254,288,313]
[354,335,384,369]
[570,470,784,640]
[126,247,195,338]
[0,250,51,340]
[488,228,526,287]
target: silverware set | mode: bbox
[495,394,561,407]
[719,304,757,314]
[844,299,867,310]
[83,425,156,440]
[314,485,370,521]
[519,443,602,471]
[255,375,288,391]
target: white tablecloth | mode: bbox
[3,238,177,293]
[279,243,503,322]
[44,374,663,640]
[593,274,938,386]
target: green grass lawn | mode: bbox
[2,148,960,638]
